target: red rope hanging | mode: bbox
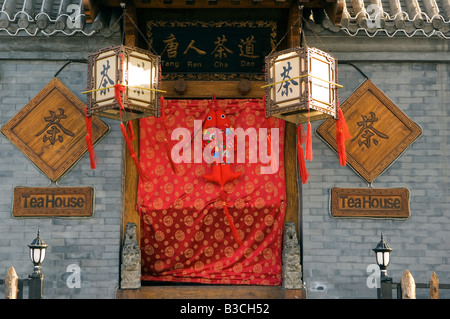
[336,108,351,166]
[84,107,97,169]
[296,124,309,184]
[305,121,313,161]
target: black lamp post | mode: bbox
[373,233,392,282]
[373,233,393,299]
[28,229,48,299]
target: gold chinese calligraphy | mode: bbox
[147,20,277,80]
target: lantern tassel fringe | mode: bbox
[336,108,351,166]
[114,84,126,111]
[296,125,309,184]
[305,122,313,161]
[84,107,97,169]
[220,190,243,246]
[120,122,149,181]
[127,121,135,141]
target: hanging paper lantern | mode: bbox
[264,46,346,181]
[264,46,340,124]
[86,45,162,122]
[83,45,163,178]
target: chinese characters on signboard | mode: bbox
[1,78,109,182]
[317,79,422,184]
[147,20,277,80]
[35,108,75,145]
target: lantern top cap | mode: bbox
[373,233,392,253]
[28,229,48,249]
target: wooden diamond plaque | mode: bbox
[1,78,109,182]
[317,79,422,183]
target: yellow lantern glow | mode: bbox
[86,45,162,122]
[264,46,341,124]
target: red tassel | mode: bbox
[127,121,135,141]
[336,108,351,166]
[84,107,97,169]
[120,122,149,181]
[305,122,313,161]
[114,84,126,111]
[223,201,243,245]
[296,126,309,184]
[160,96,166,123]
[297,143,309,184]
[160,96,164,116]
[298,124,306,144]
[338,108,351,139]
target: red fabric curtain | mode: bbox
[137,98,286,285]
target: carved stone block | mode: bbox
[282,222,303,289]
[121,222,141,289]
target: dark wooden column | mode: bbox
[122,1,141,244]
[283,4,301,234]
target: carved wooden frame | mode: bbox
[118,2,305,299]
[1,78,109,182]
[317,79,423,184]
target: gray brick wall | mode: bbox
[302,36,450,298]
[0,35,121,299]
[1,31,448,299]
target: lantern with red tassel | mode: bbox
[296,124,309,184]
[85,45,162,121]
[263,46,341,125]
[335,107,351,166]
[83,45,163,178]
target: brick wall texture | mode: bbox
[0,35,122,299]
[303,57,450,298]
[0,33,449,299]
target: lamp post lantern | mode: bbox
[28,229,48,299]
[373,233,392,282]
[373,233,393,299]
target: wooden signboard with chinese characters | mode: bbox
[331,187,410,218]
[147,20,277,80]
[1,78,109,181]
[13,186,94,217]
[317,79,422,183]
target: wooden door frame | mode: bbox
[117,1,304,299]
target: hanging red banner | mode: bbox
[137,98,286,285]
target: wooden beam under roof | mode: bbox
[83,0,293,23]
[83,0,101,23]
[96,0,293,8]
[83,0,342,26]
